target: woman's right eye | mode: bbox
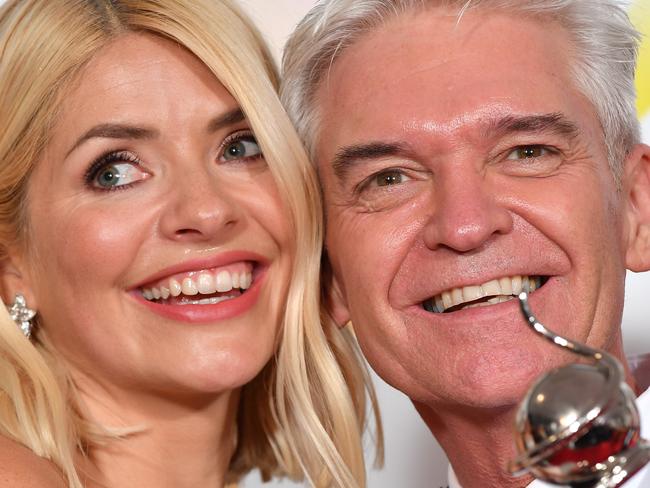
[85,152,149,191]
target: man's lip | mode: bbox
[406,270,555,306]
[423,275,549,314]
[412,276,555,319]
[130,251,268,290]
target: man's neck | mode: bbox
[414,346,638,488]
[415,400,533,488]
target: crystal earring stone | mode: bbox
[8,293,36,338]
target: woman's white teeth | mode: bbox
[198,273,214,294]
[181,295,237,305]
[170,279,182,297]
[142,269,252,303]
[182,277,198,296]
[216,271,231,292]
[424,275,542,313]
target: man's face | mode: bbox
[316,8,636,409]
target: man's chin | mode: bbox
[415,386,530,414]
[408,354,555,413]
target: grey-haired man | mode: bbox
[281,1,650,487]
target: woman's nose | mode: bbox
[158,168,241,244]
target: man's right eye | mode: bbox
[373,170,410,187]
[351,167,426,213]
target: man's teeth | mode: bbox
[423,275,543,314]
[141,269,252,302]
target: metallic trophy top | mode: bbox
[509,293,650,488]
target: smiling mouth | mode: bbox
[422,275,549,314]
[140,262,254,306]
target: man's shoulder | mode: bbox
[0,435,67,487]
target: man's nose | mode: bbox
[422,168,513,252]
[158,167,241,244]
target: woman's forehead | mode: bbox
[49,33,240,155]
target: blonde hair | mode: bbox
[0,1,381,487]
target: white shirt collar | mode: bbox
[448,387,650,488]
[448,465,462,488]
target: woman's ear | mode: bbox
[0,250,37,310]
[322,256,351,329]
[624,144,650,272]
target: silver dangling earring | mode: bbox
[8,294,36,338]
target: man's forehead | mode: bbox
[313,6,590,160]
[315,7,572,107]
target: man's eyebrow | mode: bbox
[331,142,409,180]
[488,112,580,139]
[207,108,246,133]
[67,124,158,156]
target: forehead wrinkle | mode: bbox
[401,105,581,144]
[402,102,517,136]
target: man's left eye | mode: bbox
[221,135,262,161]
[506,145,551,160]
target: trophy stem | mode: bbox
[510,293,647,488]
[517,292,624,381]
[518,292,602,361]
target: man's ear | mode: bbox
[322,255,351,328]
[0,251,37,309]
[624,143,650,272]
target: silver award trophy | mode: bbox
[508,292,650,487]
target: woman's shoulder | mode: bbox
[0,435,67,487]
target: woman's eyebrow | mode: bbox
[66,124,158,157]
[207,108,246,133]
[65,109,246,157]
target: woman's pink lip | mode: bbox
[131,250,268,290]
[132,267,267,323]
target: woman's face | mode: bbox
[15,33,292,399]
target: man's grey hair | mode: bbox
[281,0,642,178]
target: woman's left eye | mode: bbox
[220,134,262,162]
[506,145,552,160]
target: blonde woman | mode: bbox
[0,1,381,487]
